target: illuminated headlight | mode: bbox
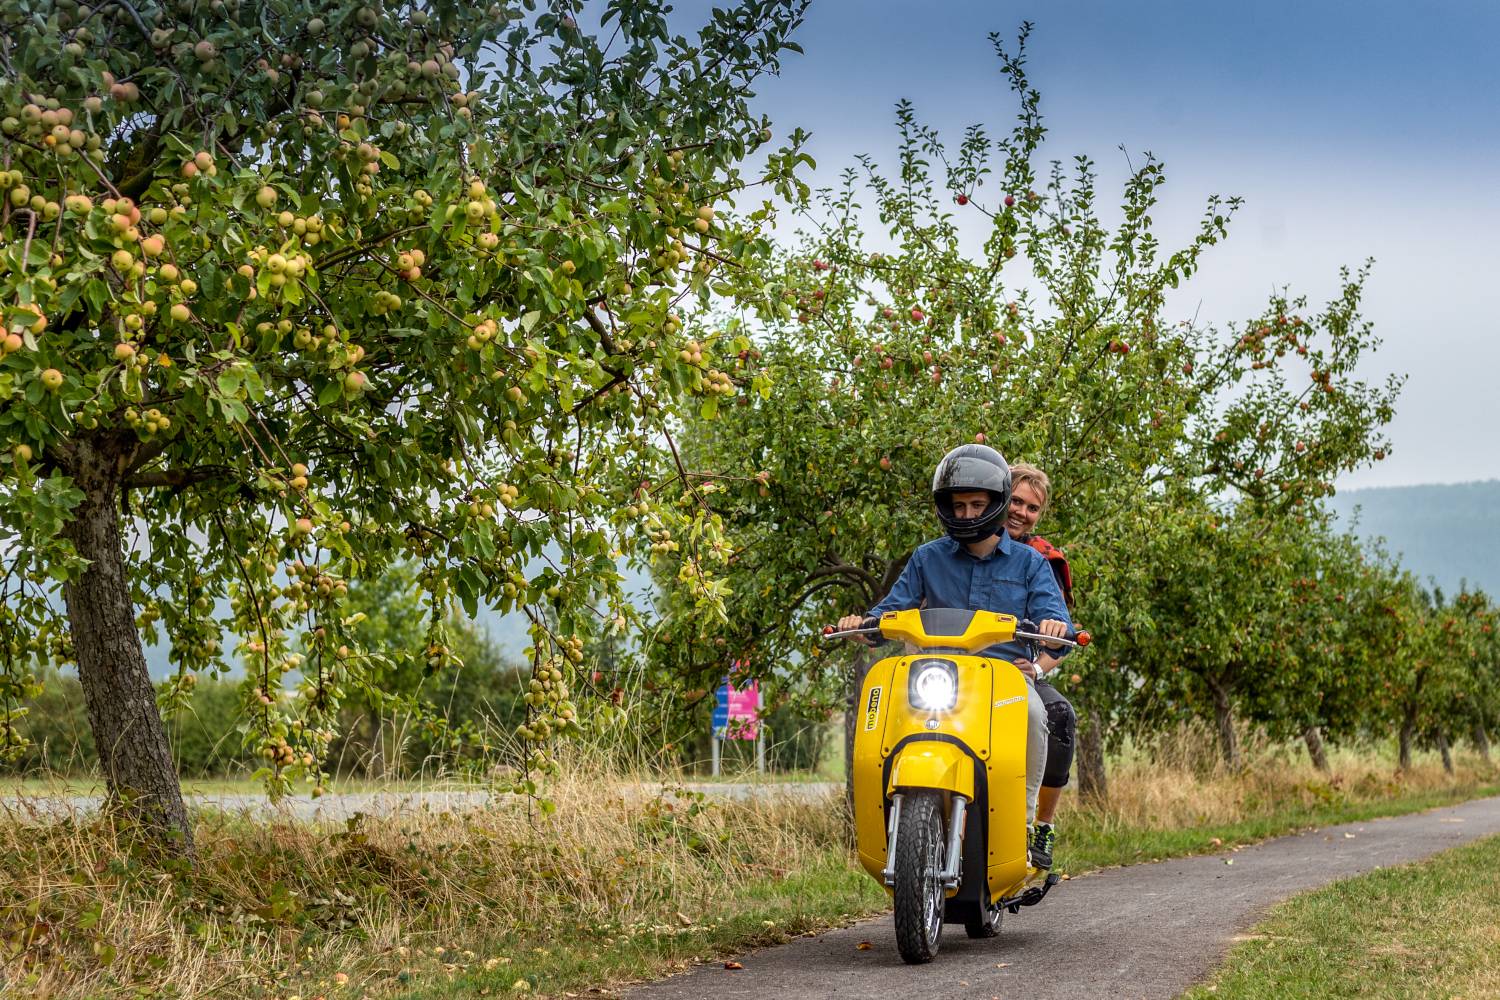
[909,659,958,712]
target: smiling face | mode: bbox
[1006,481,1045,538]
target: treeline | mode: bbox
[8,645,531,780]
[7,560,835,779]
[1065,499,1498,795]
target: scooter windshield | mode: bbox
[915,608,978,638]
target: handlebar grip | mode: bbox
[1018,619,1092,646]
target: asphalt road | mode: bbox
[623,795,1500,1000]
[0,781,840,823]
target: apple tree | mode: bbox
[642,26,1397,792]
[1250,527,1393,770]
[644,27,1239,702]
[0,0,811,852]
[1451,590,1500,762]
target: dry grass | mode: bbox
[1095,725,1491,829]
[1054,724,1498,873]
[1,729,1494,999]
[0,767,853,999]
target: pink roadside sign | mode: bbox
[726,680,760,740]
[713,662,761,739]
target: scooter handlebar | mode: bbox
[1016,619,1092,649]
[822,617,1091,647]
[822,617,885,643]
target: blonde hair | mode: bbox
[1008,462,1052,514]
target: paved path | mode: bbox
[624,795,1500,1000]
[0,781,839,823]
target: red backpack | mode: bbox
[1025,535,1074,610]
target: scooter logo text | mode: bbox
[864,687,883,730]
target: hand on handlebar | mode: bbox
[836,614,876,646]
[1036,618,1069,649]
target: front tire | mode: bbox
[892,790,946,964]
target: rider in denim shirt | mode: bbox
[839,444,1070,868]
[867,533,1071,664]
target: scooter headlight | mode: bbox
[909,659,958,712]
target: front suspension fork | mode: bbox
[881,792,968,889]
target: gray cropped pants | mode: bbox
[1024,674,1047,825]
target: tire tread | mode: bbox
[892,791,944,964]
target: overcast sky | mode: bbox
[711,0,1499,489]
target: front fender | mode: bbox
[887,741,975,799]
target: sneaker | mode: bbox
[1029,822,1055,870]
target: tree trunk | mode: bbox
[1207,678,1241,771]
[1075,706,1109,805]
[1302,725,1330,773]
[1436,729,1455,775]
[61,444,192,855]
[1473,722,1492,764]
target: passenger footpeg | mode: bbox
[1002,872,1061,914]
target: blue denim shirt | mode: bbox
[867,533,1073,663]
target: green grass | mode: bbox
[1183,834,1500,999]
[376,851,884,999]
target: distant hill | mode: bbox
[1327,480,1500,597]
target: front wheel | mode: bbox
[892,790,946,964]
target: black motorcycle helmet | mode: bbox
[931,444,1012,543]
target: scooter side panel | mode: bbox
[852,656,899,882]
[985,660,1031,899]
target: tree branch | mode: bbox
[125,465,232,490]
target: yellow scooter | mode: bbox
[824,608,1090,963]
